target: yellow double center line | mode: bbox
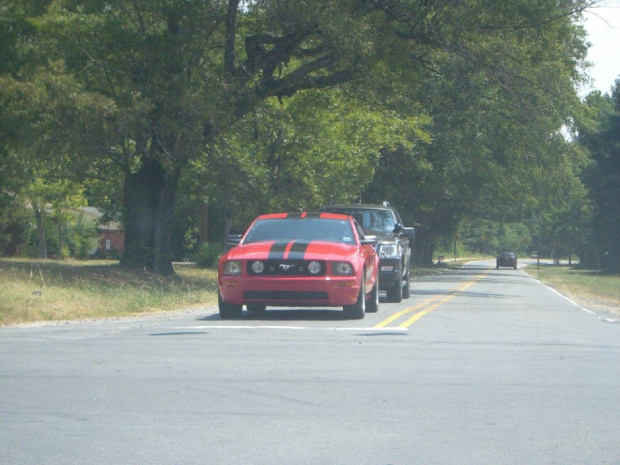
[375,269,493,328]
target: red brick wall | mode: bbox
[98,230,125,256]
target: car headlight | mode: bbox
[223,260,243,275]
[379,244,399,259]
[332,262,354,276]
[308,261,322,275]
[251,260,265,274]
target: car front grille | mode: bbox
[247,260,327,276]
[244,291,329,301]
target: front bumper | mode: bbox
[378,258,402,289]
[219,275,361,307]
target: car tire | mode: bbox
[218,292,242,319]
[343,272,366,319]
[366,274,379,313]
[402,269,410,299]
[386,277,403,303]
[246,304,267,313]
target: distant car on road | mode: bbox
[218,212,379,320]
[320,203,414,303]
[496,251,518,269]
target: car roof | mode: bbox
[255,212,352,221]
[321,204,395,211]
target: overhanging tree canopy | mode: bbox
[2,0,595,274]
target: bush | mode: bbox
[194,241,223,269]
[66,215,98,259]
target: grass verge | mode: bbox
[3,258,616,326]
[525,265,620,314]
[0,258,218,326]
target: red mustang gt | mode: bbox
[217,212,379,320]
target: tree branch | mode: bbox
[224,0,239,76]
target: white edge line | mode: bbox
[531,277,617,322]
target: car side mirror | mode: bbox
[394,224,415,238]
[226,234,242,245]
[361,235,378,246]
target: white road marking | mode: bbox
[172,325,409,332]
[530,277,617,323]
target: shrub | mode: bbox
[194,241,223,269]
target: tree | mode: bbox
[30,0,386,274]
[577,81,620,272]
[6,0,596,274]
[48,181,88,258]
[362,0,592,265]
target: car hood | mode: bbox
[370,231,399,243]
[224,240,360,261]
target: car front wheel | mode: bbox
[366,274,379,313]
[343,272,366,319]
[218,292,243,319]
[386,277,403,303]
[402,269,411,299]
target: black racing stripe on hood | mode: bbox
[268,242,290,260]
[286,212,303,219]
[286,241,311,260]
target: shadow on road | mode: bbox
[199,308,350,322]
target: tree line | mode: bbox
[0,0,617,273]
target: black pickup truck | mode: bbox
[320,203,414,303]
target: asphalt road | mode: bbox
[1,259,619,465]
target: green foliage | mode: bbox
[0,0,596,273]
[18,209,97,259]
[575,81,620,272]
[196,89,431,230]
[65,213,98,259]
[457,220,532,257]
[193,242,223,269]
[361,0,591,265]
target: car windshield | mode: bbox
[327,209,395,233]
[244,218,356,245]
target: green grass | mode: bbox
[0,258,218,326]
[525,265,620,312]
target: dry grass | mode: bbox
[526,265,620,314]
[3,258,617,326]
[0,258,218,326]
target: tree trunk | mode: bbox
[57,222,64,259]
[413,232,435,267]
[199,200,209,244]
[33,205,47,259]
[120,157,179,276]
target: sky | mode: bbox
[580,0,620,95]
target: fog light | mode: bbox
[251,261,265,274]
[308,261,321,274]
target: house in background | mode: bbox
[82,207,125,258]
